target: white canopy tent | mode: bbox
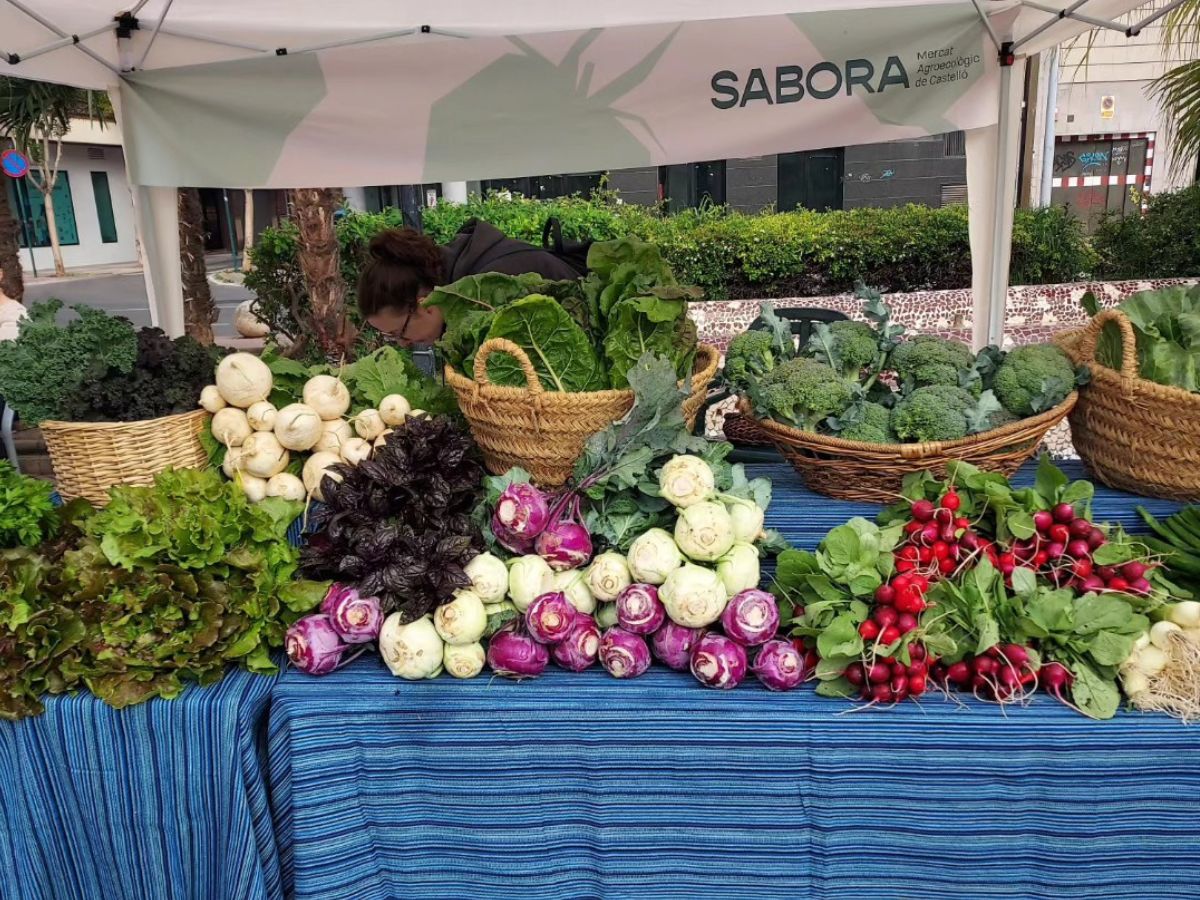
[0,0,1176,345]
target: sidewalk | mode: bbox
[23,260,144,285]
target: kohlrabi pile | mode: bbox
[728,289,1082,444]
[774,456,1196,719]
[200,345,455,504]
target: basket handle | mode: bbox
[472,338,544,395]
[1075,308,1139,379]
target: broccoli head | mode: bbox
[890,335,976,391]
[890,385,976,443]
[724,330,779,391]
[835,401,895,444]
[805,320,879,379]
[993,343,1076,416]
[753,357,854,431]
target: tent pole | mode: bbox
[985,52,1026,347]
[136,0,175,70]
[1038,47,1059,206]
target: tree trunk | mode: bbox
[42,187,66,277]
[242,189,256,273]
[291,187,353,360]
[178,188,216,345]
[0,184,22,302]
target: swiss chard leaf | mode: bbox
[483,295,607,393]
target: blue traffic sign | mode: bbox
[1,150,29,179]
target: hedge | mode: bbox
[1092,184,1200,281]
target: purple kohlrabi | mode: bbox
[690,633,748,690]
[615,583,666,635]
[719,589,780,647]
[599,627,652,679]
[534,495,594,571]
[486,622,550,679]
[321,583,383,643]
[492,482,551,554]
[651,621,705,671]
[525,591,576,645]
[751,640,806,692]
[286,614,349,675]
[551,614,601,672]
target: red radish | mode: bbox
[804,649,821,671]
[875,584,895,605]
[845,662,866,686]
[918,546,934,565]
[940,492,961,511]
[1107,576,1130,593]
[940,524,958,544]
[935,508,954,525]
[904,521,923,536]
[896,613,918,633]
[871,684,892,703]
[890,672,908,693]
[1121,561,1147,581]
[1080,575,1106,592]
[909,575,929,594]
[999,644,1030,667]
[998,666,1020,688]
[919,523,940,544]
[1049,524,1071,544]
[1053,503,1075,524]
[973,656,997,676]
[896,559,915,574]
[1129,577,1153,596]
[938,558,956,575]
[1067,539,1091,559]
[1040,661,1073,700]
[1072,557,1094,579]
[1096,565,1118,580]
[879,625,901,645]
[1046,542,1066,560]
[960,532,981,552]
[911,499,935,522]
[1033,551,1050,568]
[898,545,919,562]
[868,663,890,684]
[908,643,927,662]
[1033,510,1054,533]
[891,574,912,592]
[874,606,898,628]
[908,674,927,695]
[1069,518,1093,538]
[908,660,927,677]
[946,660,970,684]
[932,541,951,560]
[1087,528,1107,549]
[859,620,880,640]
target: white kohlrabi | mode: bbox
[717,542,761,595]
[674,501,736,562]
[587,551,632,602]
[725,497,766,544]
[443,642,486,679]
[465,552,509,604]
[508,554,555,612]
[626,528,684,585]
[433,589,488,645]
[594,602,619,629]
[659,563,728,628]
[553,568,596,615]
[378,614,444,679]
[659,454,715,508]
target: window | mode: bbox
[5,172,79,247]
[943,131,966,156]
[91,171,118,243]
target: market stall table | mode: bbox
[268,460,1196,900]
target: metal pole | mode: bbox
[1039,48,1059,207]
[15,177,36,278]
[988,59,1022,346]
[221,188,239,269]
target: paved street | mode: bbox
[22,271,254,341]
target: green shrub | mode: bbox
[1093,184,1200,280]
[248,192,1093,342]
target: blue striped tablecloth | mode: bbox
[0,668,281,900]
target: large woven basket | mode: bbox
[40,408,209,505]
[446,339,720,485]
[1055,309,1200,501]
[740,394,1077,502]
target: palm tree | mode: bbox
[0,183,20,301]
[290,187,354,360]
[1150,1,1200,176]
[0,77,79,277]
[178,188,216,344]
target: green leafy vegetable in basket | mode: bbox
[428,238,701,392]
[0,462,59,549]
[1083,285,1200,393]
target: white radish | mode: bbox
[314,418,353,454]
[1167,601,1200,628]
[1134,633,1152,652]
[199,385,226,414]
[354,409,386,441]
[303,374,351,420]
[1122,669,1150,697]
[211,407,252,448]
[215,352,273,408]
[265,472,306,502]
[340,437,372,465]
[246,401,278,432]
[374,429,393,449]
[379,394,412,426]
[407,409,427,419]
[221,446,244,479]
[240,474,268,503]
[1151,620,1183,650]
[240,432,290,478]
[274,403,324,451]
[1128,645,1169,676]
[303,451,344,501]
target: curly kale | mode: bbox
[890,385,977,443]
[804,320,880,380]
[64,328,220,423]
[890,335,977,394]
[993,343,1077,416]
[751,357,854,431]
[0,301,138,425]
[831,401,895,444]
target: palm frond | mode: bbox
[0,77,81,148]
[1150,57,1200,175]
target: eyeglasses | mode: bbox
[378,308,416,344]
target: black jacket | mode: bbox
[441,219,581,283]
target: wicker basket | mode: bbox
[740,394,1077,502]
[446,339,720,485]
[1055,309,1200,501]
[40,408,210,504]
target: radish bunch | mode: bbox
[930,643,1041,702]
[844,643,930,704]
[895,492,997,583]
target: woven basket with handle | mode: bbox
[445,339,720,486]
[739,394,1076,503]
[1055,308,1200,501]
[40,408,209,505]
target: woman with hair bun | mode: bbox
[359,219,580,346]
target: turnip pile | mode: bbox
[1120,605,1200,722]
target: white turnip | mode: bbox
[274,403,323,451]
[265,472,305,502]
[303,451,343,501]
[240,474,268,503]
[379,394,412,426]
[340,437,372,465]
[240,432,290,478]
[211,407,252,448]
[246,401,278,432]
[303,375,351,420]
[215,352,273,408]
[313,418,352,454]
[354,409,386,441]
[199,385,226,414]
